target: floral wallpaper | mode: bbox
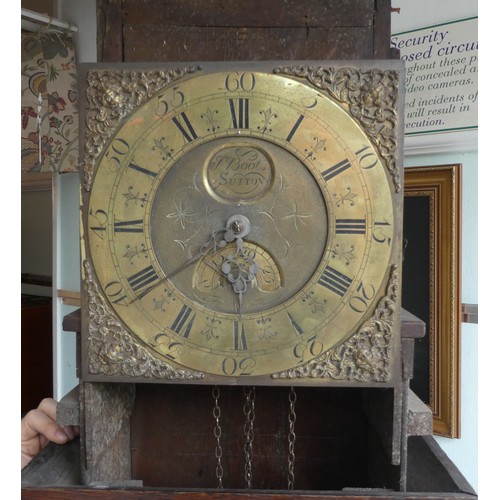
[21,30,78,173]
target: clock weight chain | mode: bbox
[212,386,224,489]
[243,386,256,489]
[287,386,297,491]
[211,385,298,490]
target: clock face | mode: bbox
[82,63,402,381]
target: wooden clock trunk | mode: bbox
[90,0,404,490]
[21,1,476,498]
[22,310,477,499]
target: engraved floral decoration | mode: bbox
[330,243,356,266]
[83,260,204,380]
[165,174,217,258]
[152,136,174,161]
[200,317,222,342]
[152,289,176,313]
[304,136,327,161]
[259,175,312,258]
[257,107,277,133]
[333,186,357,207]
[257,317,278,342]
[166,196,199,231]
[273,265,399,382]
[123,243,148,264]
[201,107,220,133]
[274,65,401,191]
[123,186,148,207]
[83,66,201,190]
[301,291,327,314]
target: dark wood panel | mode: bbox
[21,435,477,498]
[122,0,375,27]
[98,0,393,62]
[123,26,374,61]
[63,309,425,340]
[22,273,52,287]
[130,385,379,490]
[22,440,81,487]
[407,436,476,496]
[373,0,391,58]
[22,299,53,414]
[97,0,124,62]
[20,489,478,500]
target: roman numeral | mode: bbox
[285,114,305,142]
[128,160,157,178]
[172,112,198,142]
[287,312,304,336]
[335,218,366,235]
[321,158,352,181]
[233,321,248,351]
[114,219,144,233]
[127,265,160,299]
[229,98,249,128]
[171,305,196,338]
[318,266,353,297]
[90,225,105,234]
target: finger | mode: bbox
[21,408,69,445]
[61,424,80,440]
[37,397,57,420]
[38,398,80,440]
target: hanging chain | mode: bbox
[287,386,297,490]
[243,386,256,489]
[212,386,224,489]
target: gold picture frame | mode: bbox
[403,164,461,438]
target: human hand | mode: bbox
[21,397,79,469]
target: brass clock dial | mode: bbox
[81,62,404,385]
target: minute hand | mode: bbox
[129,215,250,304]
[129,225,235,305]
[166,231,229,279]
[165,214,255,284]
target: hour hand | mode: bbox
[221,236,259,317]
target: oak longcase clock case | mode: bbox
[79,60,404,388]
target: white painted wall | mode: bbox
[391,0,478,33]
[404,152,478,491]
[52,173,80,400]
[52,0,97,400]
[58,0,97,63]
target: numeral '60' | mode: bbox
[225,72,256,92]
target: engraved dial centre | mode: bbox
[149,136,329,315]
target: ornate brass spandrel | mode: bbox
[273,65,401,192]
[272,265,399,382]
[82,66,202,191]
[83,260,205,381]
